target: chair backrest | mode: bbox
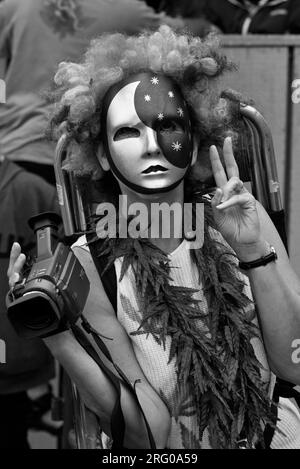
[239,104,287,248]
[54,134,88,238]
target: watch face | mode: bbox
[101,72,193,194]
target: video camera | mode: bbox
[6,212,89,339]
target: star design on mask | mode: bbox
[172,141,182,151]
[168,91,174,98]
[158,112,164,120]
[151,76,159,85]
[177,107,184,117]
[144,94,151,102]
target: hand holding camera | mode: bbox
[6,212,90,339]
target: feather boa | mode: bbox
[91,195,277,449]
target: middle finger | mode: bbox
[223,136,239,179]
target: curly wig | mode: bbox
[49,25,247,195]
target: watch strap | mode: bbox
[239,245,277,270]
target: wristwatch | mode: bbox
[239,245,277,270]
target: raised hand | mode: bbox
[7,242,26,289]
[209,137,261,251]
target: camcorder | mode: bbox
[6,212,90,339]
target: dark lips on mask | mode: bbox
[142,165,168,174]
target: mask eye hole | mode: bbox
[114,127,140,141]
[156,119,183,134]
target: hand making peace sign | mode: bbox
[210,137,261,251]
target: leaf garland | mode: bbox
[92,196,277,449]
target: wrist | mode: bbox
[43,329,74,356]
[237,242,277,271]
[234,239,270,263]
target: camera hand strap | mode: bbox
[70,317,156,449]
[76,316,156,449]
[70,321,126,448]
[79,316,156,449]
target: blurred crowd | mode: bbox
[0,0,300,450]
[147,0,300,35]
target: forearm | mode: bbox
[43,331,170,448]
[235,239,300,384]
[208,141,300,383]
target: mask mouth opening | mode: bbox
[142,165,168,174]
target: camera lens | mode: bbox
[7,291,61,339]
[22,299,54,330]
[22,295,60,330]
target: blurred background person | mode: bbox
[0,0,183,186]
[144,0,219,36]
[203,0,300,35]
[0,151,60,448]
[289,0,300,33]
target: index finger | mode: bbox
[7,242,21,277]
[209,145,228,187]
[223,136,239,179]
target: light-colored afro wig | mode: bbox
[49,25,248,195]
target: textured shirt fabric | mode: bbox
[0,158,59,394]
[0,0,165,165]
[73,234,300,448]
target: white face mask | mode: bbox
[102,73,193,195]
